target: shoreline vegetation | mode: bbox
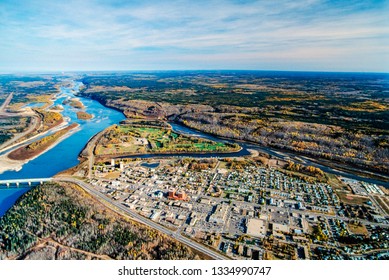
[63,98,84,109]
[77,72,388,178]
[78,97,389,183]
[76,111,93,120]
[8,123,79,161]
[94,123,241,157]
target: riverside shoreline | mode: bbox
[0,123,80,174]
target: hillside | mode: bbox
[0,182,202,260]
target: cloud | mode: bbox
[0,0,388,71]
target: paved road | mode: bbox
[54,176,228,260]
[0,93,13,113]
[0,92,41,151]
[0,116,40,151]
[84,128,108,179]
[0,92,32,117]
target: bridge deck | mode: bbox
[0,178,52,184]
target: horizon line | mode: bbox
[1,69,389,75]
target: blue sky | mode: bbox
[0,0,388,72]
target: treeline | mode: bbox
[286,161,325,177]
[0,182,201,260]
[223,158,255,170]
[180,158,218,170]
[35,109,63,131]
[76,73,388,174]
[177,113,389,174]
[78,72,389,131]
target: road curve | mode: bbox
[0,93,13,113]
[54,176,229,260]
[0,116,40,151]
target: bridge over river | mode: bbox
[0,178,52,187]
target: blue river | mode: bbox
[0,81,125,216]
[0,81,388,216]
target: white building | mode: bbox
[209,204,229,225]
[246,218,268,237]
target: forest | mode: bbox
[0,74,60,105]
[77,71,389,176]
[0,182,201,260]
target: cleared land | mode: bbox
[337,192,369,205]
[95,124,240,156]
[348,223,369,235]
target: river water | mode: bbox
[0,81,125,216]
[170,123,389,188]
[0,81,388,216]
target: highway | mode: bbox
[83,128,109,179]
[0,92,41,151]
[54,176,229,260]
[0,116,40,151]
[0,93,13,114]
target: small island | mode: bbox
[63,98,84,109]
[76,111,93,120]
[7,123,79,161]
[50,105,64,111]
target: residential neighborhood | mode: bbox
[89,158,389,260]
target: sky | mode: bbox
[0,0,388,72]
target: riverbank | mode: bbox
[0,155,25,173]
[0,80,126,216]
[0,118,69,155]
[171,121,389,185]
[94,123,241,158]
[96,145,244,160]
[0,123,80,175]
[8,123,80,161]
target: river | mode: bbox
[169,122,389,188]
[0,81,125,216]
[119,121,389,187]
[0,81,388,216]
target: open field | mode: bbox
[337,192,369,205]
[347,223,369,235]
